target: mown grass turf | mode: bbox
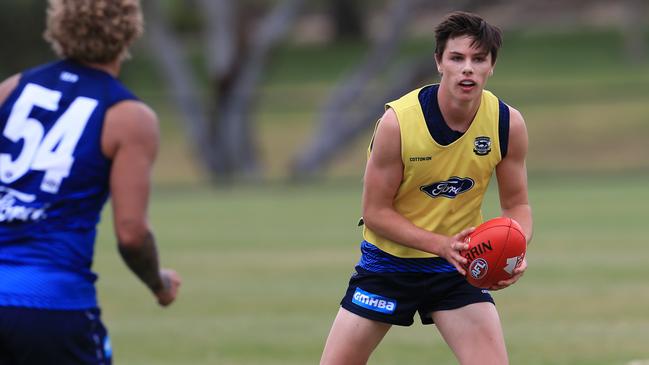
[94,172,649,365]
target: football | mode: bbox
[460,217,526,289]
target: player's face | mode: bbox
[436,35,495,102]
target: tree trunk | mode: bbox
[290,0,419,178]
[143,0,222,173]
[144,0,305,182]
[622,0,647,64]
[330,0,364,41]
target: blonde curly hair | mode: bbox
[44,0,144,63]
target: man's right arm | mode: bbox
[102,100,181,306]
[361,108,470,273]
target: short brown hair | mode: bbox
[434,11,502,64]
[44,0,144,63]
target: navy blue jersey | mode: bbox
[0,60,137,309]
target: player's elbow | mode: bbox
[115,219,151,248]
[361,207,382,232]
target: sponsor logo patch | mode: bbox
[352,287,397,314]
[60,71,79,83]
[473,136,491,156]
[469,258,489,280]
[0,187,48,222]
[420,176,474,199]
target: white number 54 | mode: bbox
[0,83,97,194]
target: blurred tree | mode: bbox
[290,0,481,179]
[0,0,50,75]
[141,0,646,181]
[622,0,647,64]
[290,0,416,179]
[145,0,305,182]
[329,0,365,41]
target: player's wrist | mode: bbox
[149,273,168,294]
[424,234,447,257]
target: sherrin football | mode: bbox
[460,217,526,289]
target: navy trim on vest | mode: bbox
[418,85,464,146]
[498,100,510,159]
[358,241,456,273]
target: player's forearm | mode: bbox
[502,204,533,244]
[118,231,164,293]
[363,207,447,255]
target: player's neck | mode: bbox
[437,85,481,132]
[79,59,121,77]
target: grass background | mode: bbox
[90,29,649,364]
[94,174,649,365]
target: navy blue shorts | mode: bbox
[340,266,494,326]
[0,307,111,365]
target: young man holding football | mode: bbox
[0,1,180,363]
[321,11,533,365]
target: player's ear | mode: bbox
[434,53,442,74]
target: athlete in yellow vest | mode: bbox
[321,11,533,365]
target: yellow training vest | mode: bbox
[363,85,504,258]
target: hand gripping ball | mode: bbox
[460,217,526,289]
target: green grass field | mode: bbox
[93,173,649,365]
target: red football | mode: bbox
[460,217,526,289]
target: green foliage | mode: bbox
[94,173,649,364]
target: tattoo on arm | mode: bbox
[118,231,163,293]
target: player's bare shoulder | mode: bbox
[370,108,401,162]
[0,74,21,106]
[508,106,527,137]
[102,100,160,159]
[378,108,400,132]
[505,105,528,158]
[374,108,401,147]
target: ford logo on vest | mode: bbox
[420,176,475,199]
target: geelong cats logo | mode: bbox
[420,177,475,199]
[473,136,491,156]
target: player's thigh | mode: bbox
[321,307,391,365]
[432,302,508,365]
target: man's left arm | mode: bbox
[492,106,533,289]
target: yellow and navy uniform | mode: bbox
[363,84,510,259]
[340,84,506,326]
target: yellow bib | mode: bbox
[363,85,504,258]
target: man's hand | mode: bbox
[437,227,474,276]
[154,268,181,306]
[488,257,527,291]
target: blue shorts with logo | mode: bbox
[340,242,494,326]
[0,307,111,365]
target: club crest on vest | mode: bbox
[473,136,491,156]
